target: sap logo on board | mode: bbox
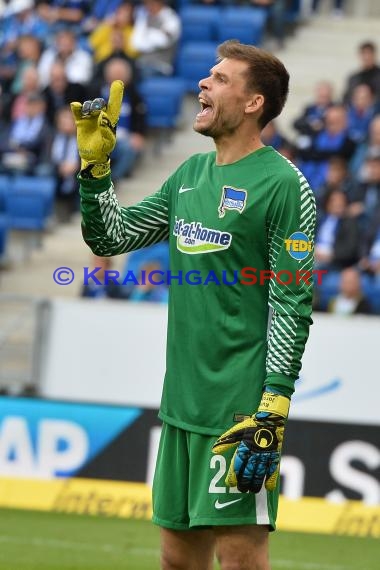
[0,417,88,478]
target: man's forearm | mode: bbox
[80,175,169,257]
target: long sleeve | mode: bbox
[265,163,316,397]
[80,174,170,256]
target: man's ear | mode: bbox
[245,94,264,115]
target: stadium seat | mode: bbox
[139,77,187,129]
[139,77,187,153]
[216,7,268,46]
[285,0,301,24]
[362,274,380,314]
[175,0,193,9]
[315,270,340,311]
[5,192,47,232]
[92,0,123,20]
[124,242,170,275]
[0,175,11,213]
[175,41,219,93]
[13,176,55,218]
[369,279,380,314]
[0,214,8,260]
[180,6,220,43]
[4,176,55,231]
[360,272,373,297]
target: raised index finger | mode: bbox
[107,80,124,126]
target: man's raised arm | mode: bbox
[71,80,169,257]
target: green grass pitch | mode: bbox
[0,508,377,570]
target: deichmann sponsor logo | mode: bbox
[53,267,327,286]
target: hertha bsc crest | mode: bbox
[218,186,247,218]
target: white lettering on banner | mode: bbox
[326,441,380,506]
[146,426,161,487]
[0,417,89,478]
[37,420,89,478]
[280,456,305,499]
[0,418,35,475]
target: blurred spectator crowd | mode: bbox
[0,0,165,222]
[0,1,378,314]
[263,39,380,315]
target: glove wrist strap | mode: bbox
[80,159,111,180]
[257,392,289,418]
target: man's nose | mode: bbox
[198,75,211,91]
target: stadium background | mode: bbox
[0,1,379,569]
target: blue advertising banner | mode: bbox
[1,397,378,507]
[0,397,157,479]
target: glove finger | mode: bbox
[245,458,267,494]
[81,100,94,116]
[212,440,238,454]
[213,416,258,453]
[70,102,83,122]
[264,454,281,491]
[262,427,283,492]
[90,98,106,114]
[264,468,278,491]
[107,80,124,126]
[212,428,245,454]
[225,449,238,487]
[276,426,284,449]
[235,446,253,493]
[237,449,272,494]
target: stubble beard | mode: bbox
[193,122,215,138]
[193,115,238,140]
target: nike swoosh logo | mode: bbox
[179,184,196,194]
[214,498,242,510]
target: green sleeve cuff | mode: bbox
[264,373,297,399]
[78,173,113,195]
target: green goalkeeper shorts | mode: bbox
[152,422,279,530]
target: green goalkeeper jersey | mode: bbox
[80,146,316,435]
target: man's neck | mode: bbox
[214,132,264,165]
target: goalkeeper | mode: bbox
[72,40,315,570]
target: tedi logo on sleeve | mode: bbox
[173,217,232,254]
[284,231,313,261]
[218,186,247,218]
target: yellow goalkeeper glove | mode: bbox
[212,392,290,493]
[70,79,124,179]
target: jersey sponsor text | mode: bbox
[173,217,232,254]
